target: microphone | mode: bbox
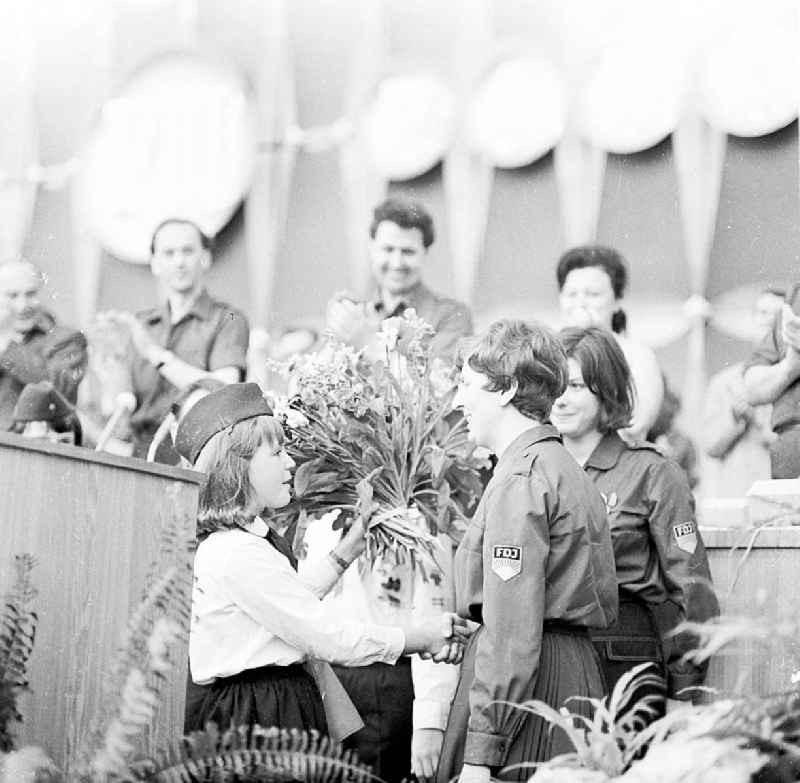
[95,391,136,452]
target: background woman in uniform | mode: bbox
[436,320,618,783]
[551,327,719,716]
[174,382,469,736]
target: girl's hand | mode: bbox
[334,515,367,564]
[405,613,472,660]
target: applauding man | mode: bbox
[122,219,249,457]
[744,290,800,478]
[0,260,86,430]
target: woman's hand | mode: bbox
[405,613,472,662]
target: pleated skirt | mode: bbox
[436,623,606,783]
[184,663,328,736]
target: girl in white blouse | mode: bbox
[174,383,467,736]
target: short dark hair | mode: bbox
[150,218,213,255]
[461,319,568,422]
[556,245,628,299]
[369,198,435,248]
[559,326,633,433]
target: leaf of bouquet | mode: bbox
[338,419,374,449]
[428,445,448,483]
[289,509,309,560]
[362,445,389,474]
[356,469,381,521]
[436,481,451,531]
[292,459,326,498]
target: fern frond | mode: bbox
[69,489,196,780]
[0,555,38,752]
[137,725,380,783]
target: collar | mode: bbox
[497,423,562,465]
[584,431,627,471]
[144,288,214,325]
[243,516,270,537]
[373,282,433,316]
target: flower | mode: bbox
[270,393,310,428]
[270,312,486,569]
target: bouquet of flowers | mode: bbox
[269,310,489,573]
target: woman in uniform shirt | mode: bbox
[436,320,618,783]
[551,327,719,714]
[174,382,469,735]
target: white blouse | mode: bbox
[302,527,459,731]
[190,521,406,684]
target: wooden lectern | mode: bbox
[0,432,201,769]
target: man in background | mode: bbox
[704,287,784,493]
[321,198,472,780]
[0,260,87,430]
[326,197,473,361]
[121,218,249,457]
[743,287,800,478]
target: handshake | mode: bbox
[406,612,474,665]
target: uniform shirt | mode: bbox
[129,289,249,453]
[746,319,800,431]
[583,431,719,696]
[0,312,55,430]
[302,533,459,731]
[455,424,618,768]
[372,282,473,360]
[190,519,405,684]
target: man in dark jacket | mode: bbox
[0,260,86,430]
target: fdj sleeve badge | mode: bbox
[491,545,522,581]
[673,521,698,554]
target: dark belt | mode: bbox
[543,619,589,637]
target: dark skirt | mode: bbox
[591,595,667,728]
[184,663,328,736]
[332,657,413,783]
[437,623,605,783]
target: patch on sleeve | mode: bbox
[673,521,697,554]
[491,545,522,581]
